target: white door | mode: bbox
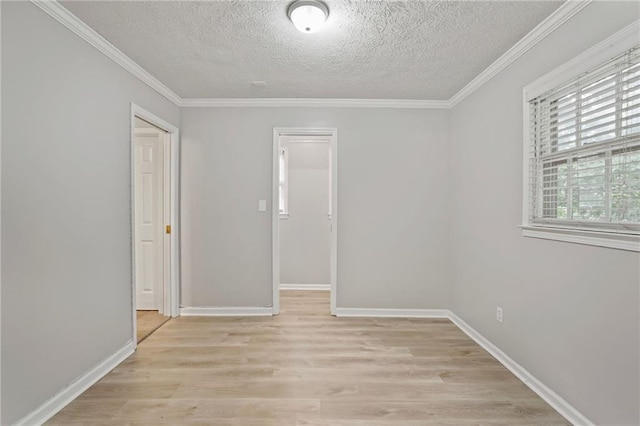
[134,129,165,311]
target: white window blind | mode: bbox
[528,46,640,234]
[279,147,289,216]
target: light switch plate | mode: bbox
[258,200,267,212]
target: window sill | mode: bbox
[521,225,640,252]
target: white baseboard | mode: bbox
[11,308,591,426]
[13,340,135,426]
[448,313,593,426]
[334,308,592,424]
[180,306,274,316]
[279,283,330,291]
[335,307,450,318]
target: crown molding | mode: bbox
[523,19,640,101]
[180,98,452,109]
[449,0,592,108]
[33,0,595,111]
[30,0,182,107]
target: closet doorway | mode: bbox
[272,128,338,315]
[131,104,180,344]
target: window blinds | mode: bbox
[528,46,640,233]
[279,147,288,214]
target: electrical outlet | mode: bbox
[496,306,503,323]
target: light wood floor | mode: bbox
[48,291,568,425]
[137,310,171,343]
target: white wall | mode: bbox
[180,107,450,309]
[1,3,180,424]
[280,141,331,285]
[449,2,640,424]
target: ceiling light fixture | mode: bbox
[287,0,329,34]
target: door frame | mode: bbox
[272,127,338,315]
[130,103,180,347]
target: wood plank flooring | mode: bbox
[137,310,171,343]
[47,291,568,425]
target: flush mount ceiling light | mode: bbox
[287,0,329,34]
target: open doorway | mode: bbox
[131,104,180,345]
[272,128,338,315]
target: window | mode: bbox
[524,38,640,251]
[279,147,289,218]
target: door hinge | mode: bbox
[166,225,171,234]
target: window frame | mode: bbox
[522,21,640,252]
[278,146,289,219]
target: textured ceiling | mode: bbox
[61,1,563,100]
